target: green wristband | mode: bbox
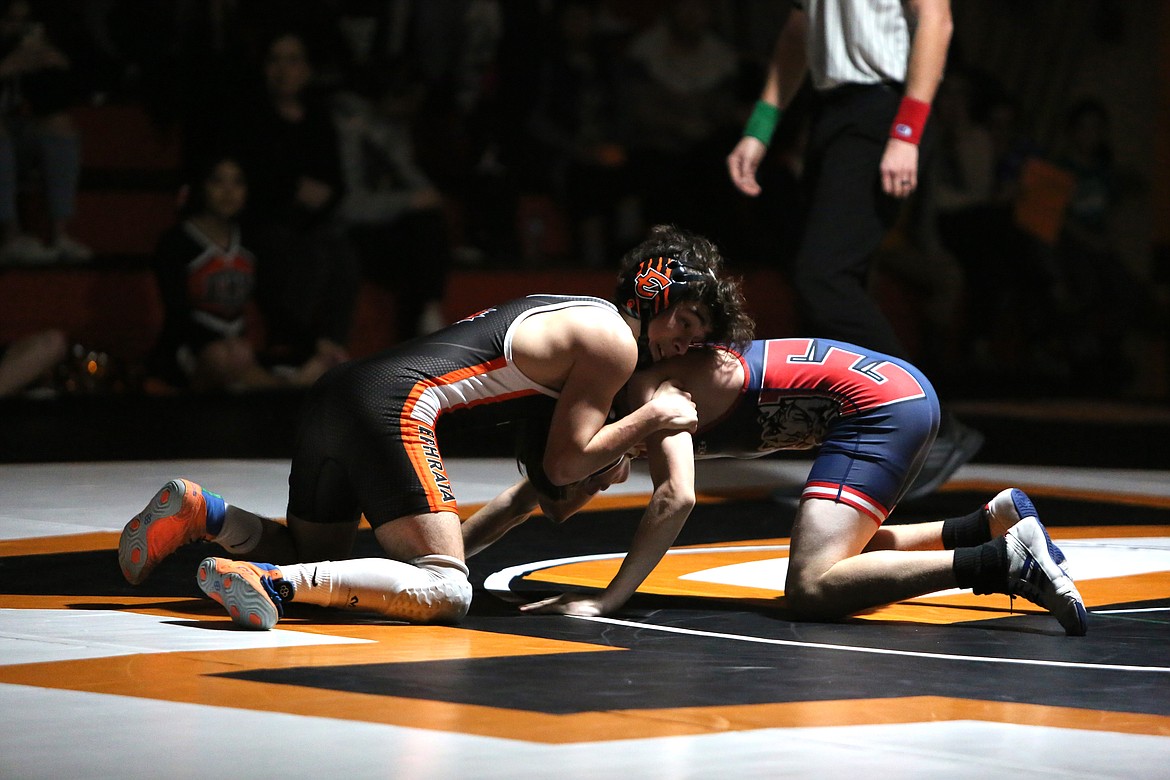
[744,100,781,146]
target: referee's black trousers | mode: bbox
[790,82,913,359]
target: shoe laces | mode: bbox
[257,572,287,618]
[1007,553,1049,610]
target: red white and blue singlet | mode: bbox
[695,338,940,523]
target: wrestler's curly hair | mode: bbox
[615,224,755,351]
[514,410,568,501]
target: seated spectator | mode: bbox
[226,28,359,375]
[925,74,1050,379]
[984,93,1043,203]
[332,64,450,341]
[0,0,91,263]
[148,154,326,392]
[1049,98,1159,393]
[0,326,66,396]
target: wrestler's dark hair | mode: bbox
[614,225,755,351]
[514,413,569,502]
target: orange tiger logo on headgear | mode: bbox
[629,257,677,316]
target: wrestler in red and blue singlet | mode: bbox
[695,338,941,523]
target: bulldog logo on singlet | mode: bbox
[756,396,839,451]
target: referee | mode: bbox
[727,0,982,499]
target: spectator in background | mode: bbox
[228,28,359,376]
[406,0,517,265]
[925,74,1050,382]
[921,71,999,374]
[525,0,636,267]
[148,154,328,393]
[0,0,91,264]
[332,63,451,342]
[622,0,740,239]
[73,0,184,105]
[929,72,996,217]
[1049,98,1159,393]
[0,326,66,396]
[984,92,1042,202]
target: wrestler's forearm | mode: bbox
[462,479,540,557]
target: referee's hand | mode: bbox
[727,136,768,197]
[880,138,920,198]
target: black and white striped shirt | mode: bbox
[796,0,913,90]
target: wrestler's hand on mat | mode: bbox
[519,593,607,617]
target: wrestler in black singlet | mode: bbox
[287,295,624,527]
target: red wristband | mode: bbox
[890,96,931,145]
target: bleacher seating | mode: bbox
[1,101,926,379]
[70,103,183,259]
[72,104,182,172]
[1,103,179,363]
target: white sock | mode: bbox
[213,508,263,554]
[278,555,471,623]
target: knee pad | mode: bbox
[399,554,472,623]
[309,555,472,623]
